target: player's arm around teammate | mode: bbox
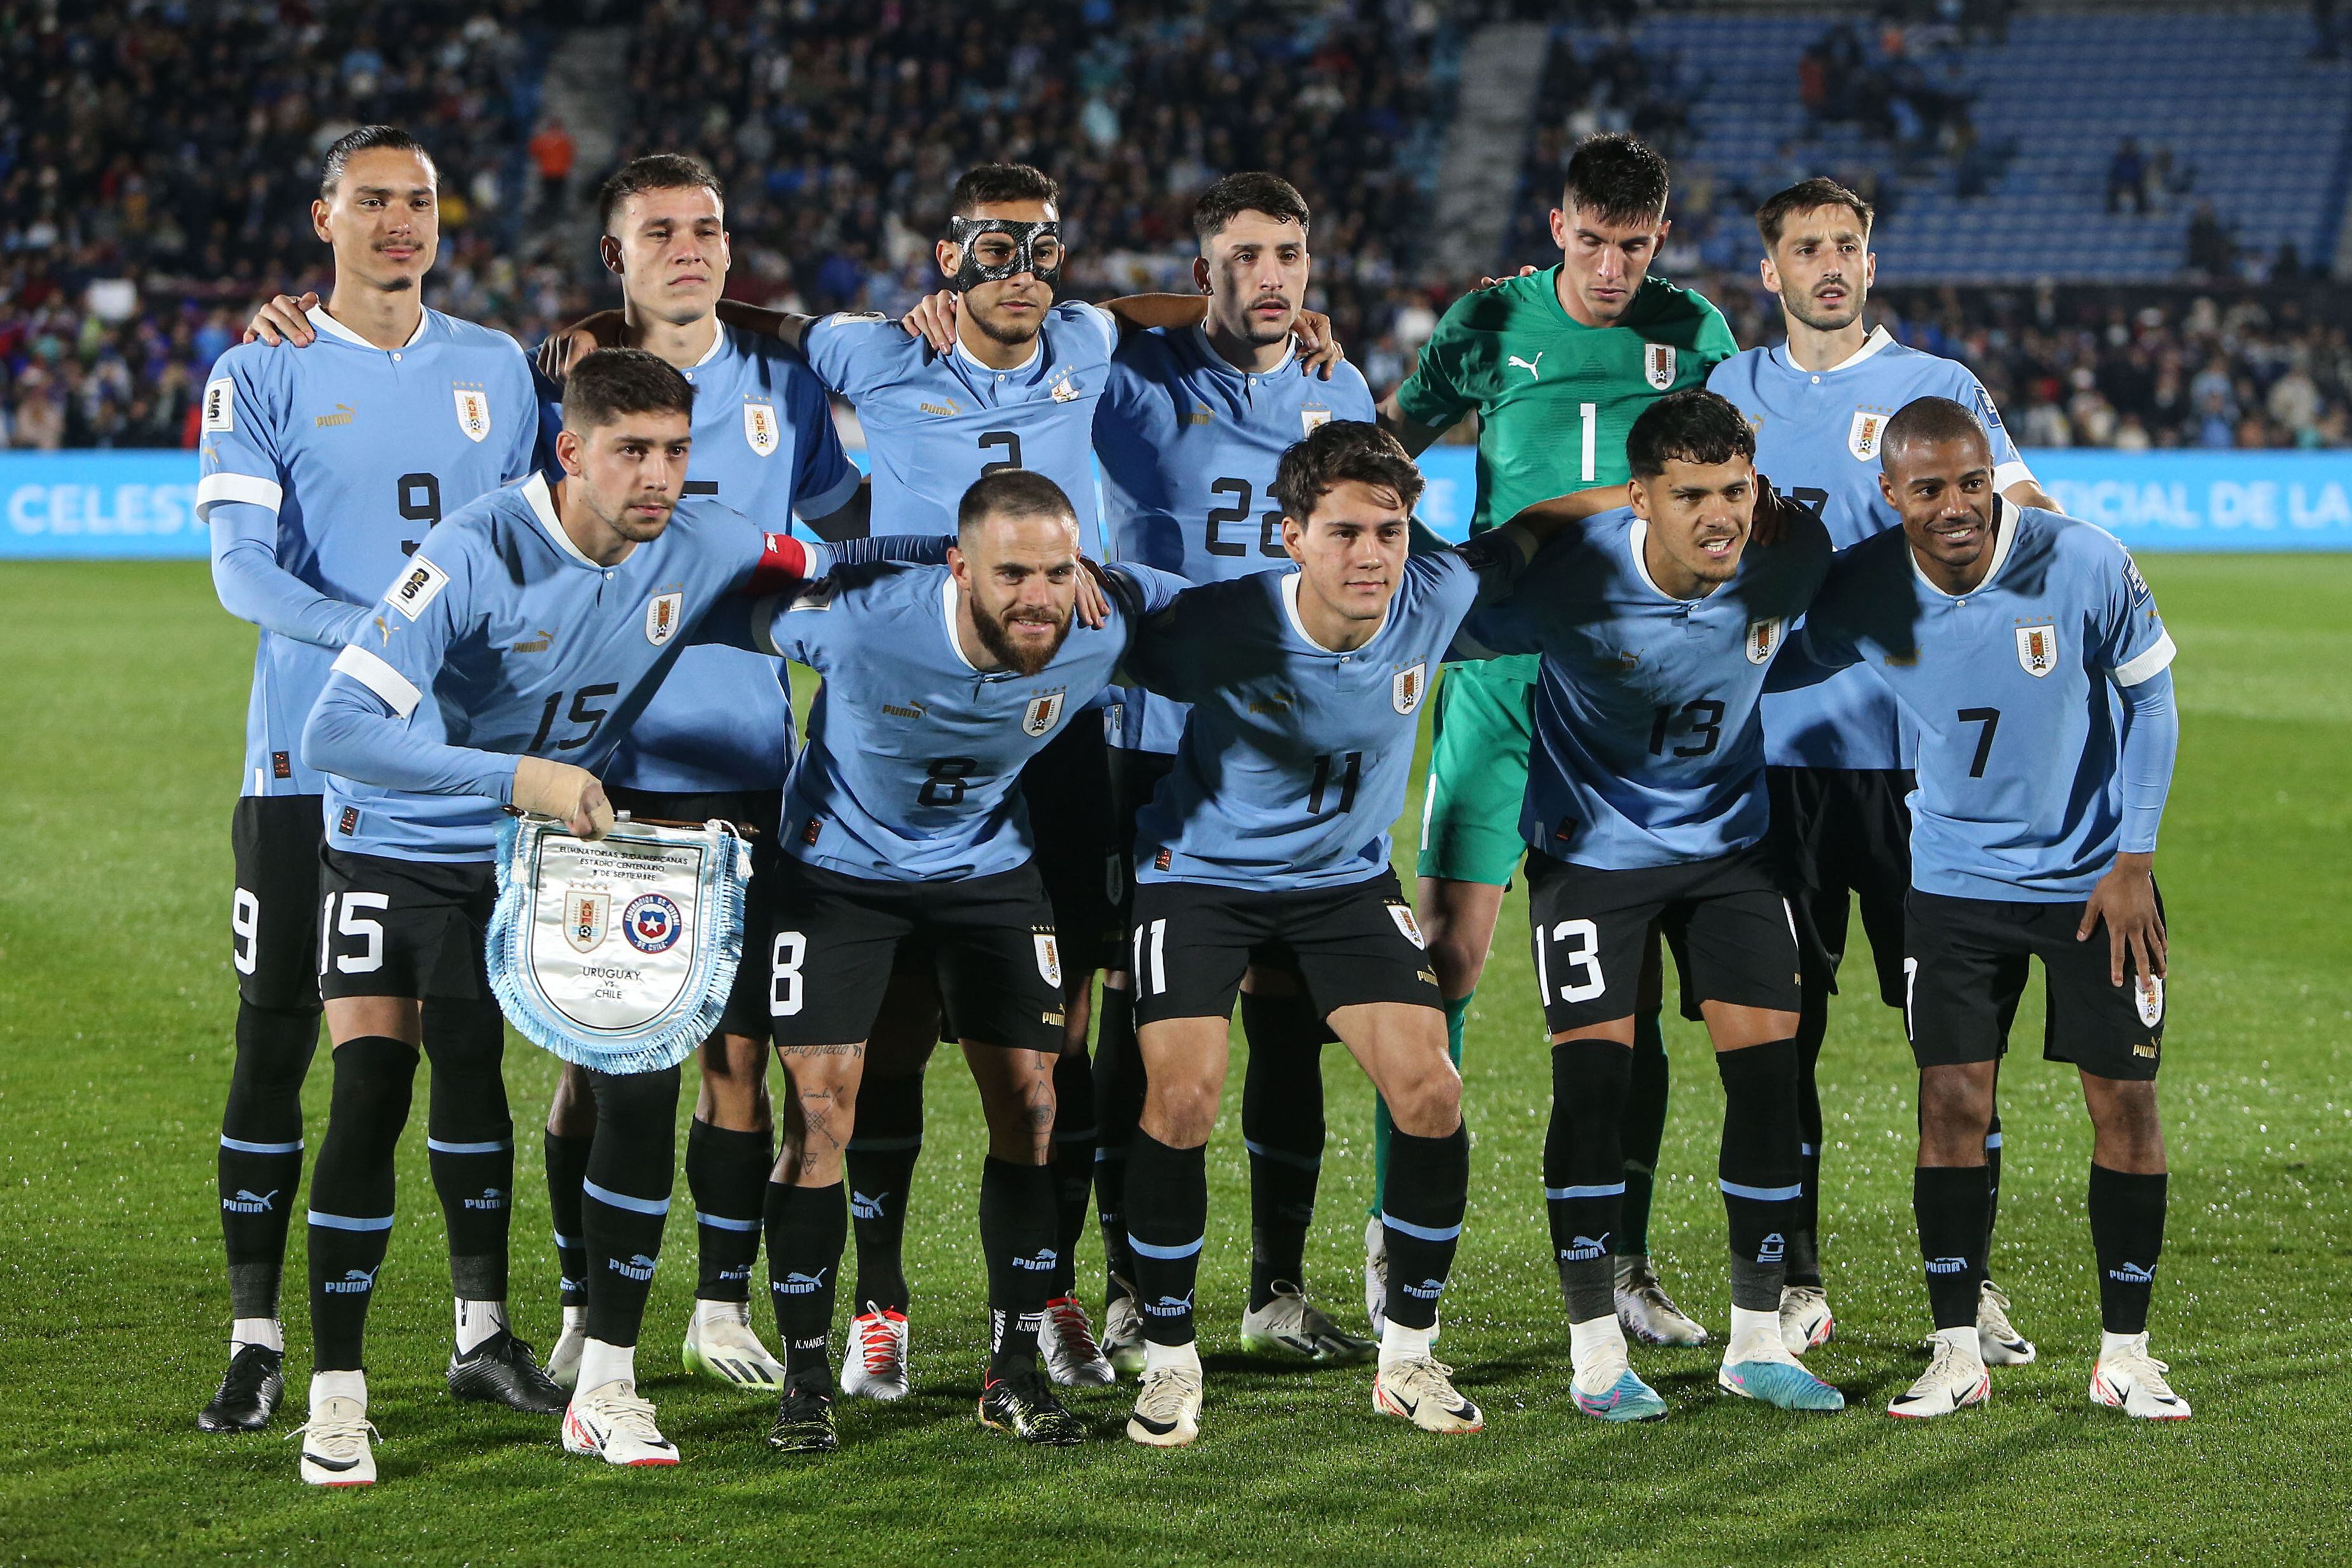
[294,351,837,1482]
[1110,424,1560,1447]
[195,126,541,1440]
[1452,391,1844,1422]
[1368,136,1742,1349]
[1785,397,2186,1421]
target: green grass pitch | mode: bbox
[1,555,2346,1566]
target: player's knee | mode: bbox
[1147,1075,1222,1146]
[1917,1066,1995,1154]
[695,1034,773,1130]
[1426,929,1489,996]
[1384,1065,1461,1139]
[545,1062,598,1136]
[2086,1078,2164,1161]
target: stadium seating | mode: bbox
[2,2,2347,449]
[1536,6,2352,283]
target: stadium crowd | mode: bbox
[1,0,2345,452]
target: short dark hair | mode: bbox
[1561,132,1670,227]
[1193,172,1311,245]
[1271,421,1424,523]
[1881,396,1992,468]
[949,163,1061,217]
[1626,389,1756,478]
[1755,177,1875,250]
[599,153,724,234]
[562,348,696,431]
[958,469,1076,536]
[320,126,436,199]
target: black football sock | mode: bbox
[579,1066,679,1349]
[306,1036,417,1372]
[1240,990,1327,1310]
[844,1069,921,1314]
[1618,1010,1668,1263]
[1785,985,1829,1288]
[979,1157,1059,1378]
[1715,1039,1802,1313]
[1047,1047,1096,1301]
[219,1001,320,1321]
[1379,1123,1470,1332]
[1913,1164,1992,1330]
[1123,1132,1207,1346]
[1092,984,1145,1301]
[543,1128,593,1308]
[687,1119,771,1302]
[765,1180,846,1391]
[421,997,512,1303]
[1547,1040,1632,1323]
[1984,1111,2005,1255]
[2089,1163,2168,1335]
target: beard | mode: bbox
[969,297,1045,348]
[971,597,1071,676]
[1787,287,1863,334]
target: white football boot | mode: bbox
[1977,1278,2038,1365]
[1240,1281,1377,1363]
[295,1375,378,1487]
[839,1302,910,1401]
[563,1379,681,1465]
[1615,1257,1710,1346]
[1372,1356,1484,1434]
[2089,1334,2191,1420]
[1126,1360,1204,1448]
[1889,1328,1991,1419]
[680,1298,787,1391]
[546,1304,589,1391]
[1102,1281,1147,1379]
[1779,1283,1836,1354]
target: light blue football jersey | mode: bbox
[1707,327,2031,771]
[1457,505,1832,870]
[1795,501,2176,901]
[1125,541,1522,890]
[530,323,862,795]
[803,301,1116,553]
[199,304,537,796]
[750,560,1186,883]
[308,472,814,861]
[1095,325,1377,755]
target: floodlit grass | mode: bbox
[1,557,2346,1565]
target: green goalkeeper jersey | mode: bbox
[1394,267,1737,533]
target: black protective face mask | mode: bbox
[946,216,1064,291]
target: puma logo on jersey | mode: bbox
[1508,353,1544,379]
[314,403,355,429]
[881,701,925,720]
[919,398,964,417]
[511,630,554,653]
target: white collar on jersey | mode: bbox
[1778,323,1894,377]
[1280,568,1390,652]
[519,471,604,569]
[939,574,982,671]
[1910,494,2020,599]
[305,302,431,350]
[1626,516,1673,601]
[1192,322,1297,380]
[689,321,731,367]
[953,323,1044,374]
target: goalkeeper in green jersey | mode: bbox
[1369,133,1736,1346]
